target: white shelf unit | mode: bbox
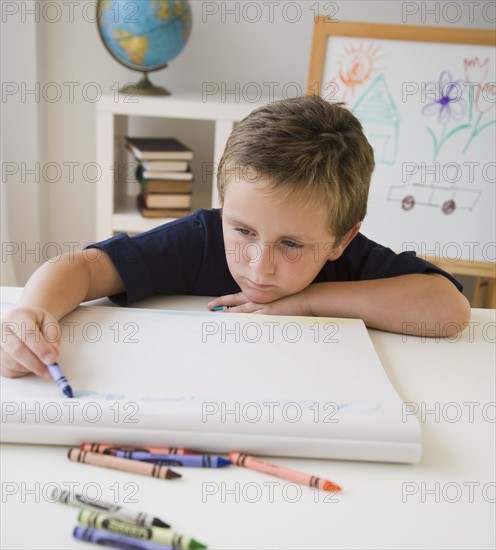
[95,94,269,241]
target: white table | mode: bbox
[1,288,495,549]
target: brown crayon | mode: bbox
[68,449,182,480]
[80,443,198,455]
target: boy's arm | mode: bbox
[1,249,124,377]
[19,248,125,319]
[303,273,470,336]
[209,273,471,337]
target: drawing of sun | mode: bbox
[337,42,386,100]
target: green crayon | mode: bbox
[78,510,207,549]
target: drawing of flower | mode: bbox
[421,70,467,125]
[461,56,496,152]
[419,65,496,161]
[464,56,494,114]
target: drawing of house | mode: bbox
[353,74,400,164]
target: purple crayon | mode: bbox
[46,362,73,398]
[73,526,173,549]
[114,452,231,468]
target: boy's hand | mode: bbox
[0,307,61,379]
[207,291,312,317]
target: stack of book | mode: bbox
[126,137,194,218]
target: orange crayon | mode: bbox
[68,449,182,480]
[228,451,341,492]
[80,443,198,455]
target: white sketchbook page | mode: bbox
[0,304,420,450]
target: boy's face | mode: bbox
[222,178,345,304]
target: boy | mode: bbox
[1,96,470,380]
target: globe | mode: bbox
[97,0,192,95]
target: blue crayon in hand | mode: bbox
[73,526,173,549]
[212,306,229,311]
[114,452,231,468]
[46,362,73,398]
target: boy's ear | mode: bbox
[328,222,361,261]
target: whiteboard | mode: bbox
[321,37,495,262]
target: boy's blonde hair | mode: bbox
[217,95,375,244]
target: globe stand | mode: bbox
[120,71,170,96]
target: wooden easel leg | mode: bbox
[473,277,484,308]
[485,278,496,309]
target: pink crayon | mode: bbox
[228,451,342,492]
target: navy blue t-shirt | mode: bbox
[89,208,462,306]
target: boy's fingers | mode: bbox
[0,351,31,378]
[224,302,262,314]
[0,344,51,379]
[40,321,62,348]
[208,292,247,309]
[1,317,57,378]
[208,293,268,314]
[1,307,61,379]
[12,318,59,367]
[0,365,29,379]
[1,334,53,378]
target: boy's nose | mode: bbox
[248,242,276,274]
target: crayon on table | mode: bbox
[114,452,231,468]
[73,526,174,550]
[211,306,229,311]
[80,443,198,455]
[68,449,182,480]
[228,451,342,492]
[78,511,207,550]
[46,362,73,398]
[53,489,170,528]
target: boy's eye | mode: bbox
[235,227,252,236]
[282,240,303,249]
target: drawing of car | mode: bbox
[388,165,481,214]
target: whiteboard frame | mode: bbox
[307,19,495,306]
[307,19,495,95]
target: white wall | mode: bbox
[1,5,42,285]
[1,0,494,284]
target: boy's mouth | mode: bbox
[245,279,274,290]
